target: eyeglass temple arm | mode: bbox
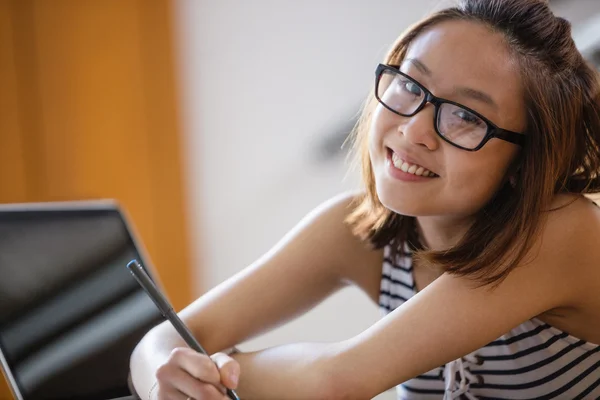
[494,129,526,146]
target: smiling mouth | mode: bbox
[389,149,439,178]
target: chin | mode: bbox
[374,179,474,218]
[375,184,429,217]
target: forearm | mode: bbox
[232,342,345,400]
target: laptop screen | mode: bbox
[0,203,164,400]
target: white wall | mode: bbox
[552,0,600,59]
[552,0,600,24]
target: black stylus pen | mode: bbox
[127,259,240,400]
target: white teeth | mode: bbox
[390,152,436,177]
[392,152,401,167]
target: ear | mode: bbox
[507,155,523,188]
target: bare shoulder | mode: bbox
[307,192,384,301]
[536,194,600,297]
[529,194,600,342]
[543,194,600,263]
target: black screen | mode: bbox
[0,206,164,400]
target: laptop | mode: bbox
[0,200,166,400]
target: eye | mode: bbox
[399,79,423,97]
[453,109,484,126]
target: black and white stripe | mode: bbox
[378,245,600,399]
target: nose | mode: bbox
[397,103,439,151]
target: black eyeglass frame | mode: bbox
[375,64,526,151]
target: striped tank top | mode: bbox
[379,245,600,399]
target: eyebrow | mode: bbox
[403,58,431,75]
[401,57,498,110]
[455,87,497,110]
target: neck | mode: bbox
[415,215,474,251]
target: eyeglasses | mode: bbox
[374,64,526,151]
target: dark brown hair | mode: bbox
[347,0,600,286]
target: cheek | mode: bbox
[368,106,394,151]
[445,151,516,208]
[449,169,505,204]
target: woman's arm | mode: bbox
[227,268,565,400]
[129,192,383,398]
[226,196,596,400]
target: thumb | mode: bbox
[211,352,240,389]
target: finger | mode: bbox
[154,384,188,400]
[211,352,240,389]
[155,364,201,399]
[169,347,222,386]
[185,383,225,400]
[157,366,224,400]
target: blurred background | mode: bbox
[1,1,600,399]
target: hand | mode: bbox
[153,347,240,400]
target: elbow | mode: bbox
[317,372,374,400]
[316,378,348,400]
[313,345,374,400]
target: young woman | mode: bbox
[130,0,600,398]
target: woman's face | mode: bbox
[369,20,526,221]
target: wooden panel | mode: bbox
[29,0,192,307]
[0,1,194,397]
[0,2,30,204]
[0,3,32,397]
